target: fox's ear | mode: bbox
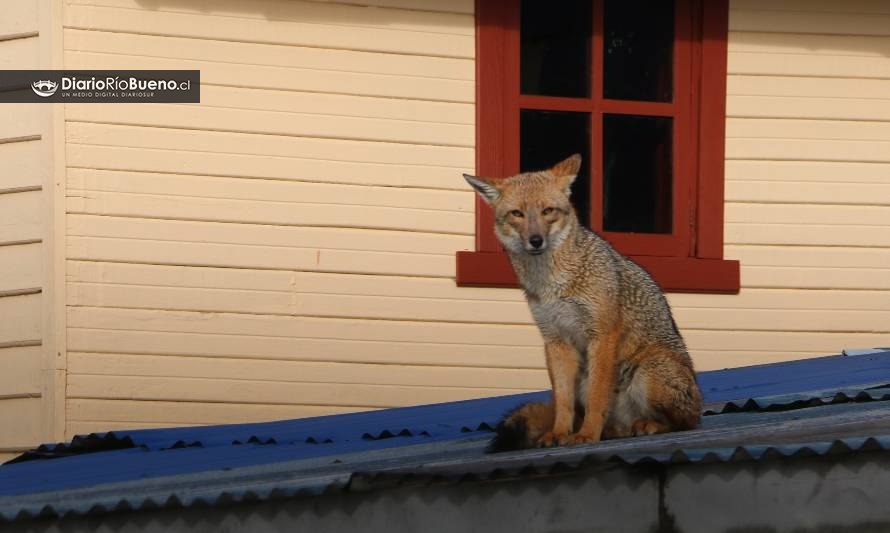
[463,173,501,204]
[549,154,581,196]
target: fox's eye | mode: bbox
[510,210,524,218]
[542,207,554,216]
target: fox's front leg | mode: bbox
[538,338,580,447]
[571,329,621,445]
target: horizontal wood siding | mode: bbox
[62,0,484,436]
[0,0,55,459]
[714,0,890,363]
[61,0,890,435]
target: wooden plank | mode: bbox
[0,105,43,141]
[0,36,39,69]
[0,398,42,448]
[684,329,890,353]
[724,244,890,270]
[0,1,38,38]
[727,118,890,142]
[66,145,473,190]
[66,328,544,368]
[192,84,474,124]
[66,261,519,301]
[67,106,471,149]
[66,191,474,236]
[675,308,890,334]
[68,215,473,257]
[67,282,533,324]
[671,288,890,312]
[725,203,890,226]
[727,223,890,247]
[67,352,549,390]
[728,221,890,247]
[0,293,41,345]
[67,399,368,426]
[741,265,890,290]
[0,243,42,292]
[65,51,472,102]
[67,0,473,34]
[726,180,890,205]
[729,30,890,57]
[67,374,529,407]
[728,75,890,100]
[727,95,890,121]
[727,138,890,164]
[690,349,833,372]
[66,421,202,436]
[64,28,472,79]
[726,160,890,185]
[730,9,890,36]
[313,0,473,14]
[0,451,25,464]
[63,5,474,58]
[65,120,472,166]
[66,236,456,278]
[729,51,890,79]
[0,346,43,398]
[0,190,42,244]
[66,121,472,168]
[66,306,543,347]
[0,138,44,191]
[731,0,890,16]
[66,167,473,214]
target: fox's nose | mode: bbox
[529,235,544,249]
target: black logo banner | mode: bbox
[0,70,200,103]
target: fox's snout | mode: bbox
[527,234,545,253]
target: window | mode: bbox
[456,0,739,293]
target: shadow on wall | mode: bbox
[131,0,473,28]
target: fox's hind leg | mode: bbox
[637,350,702,432]
[607,349,702,438]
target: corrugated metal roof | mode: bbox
[2,349,890,522]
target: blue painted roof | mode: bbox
[2,349,890,521]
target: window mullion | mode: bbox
[589,0,605,233]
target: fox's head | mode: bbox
[464,154,581,256]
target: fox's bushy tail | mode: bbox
[486,401,554,453]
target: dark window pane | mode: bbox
[603,0,674,102]
[520,109,591,224]
[603,115,672,233]
[520,0,592,97]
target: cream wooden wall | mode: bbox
[0,0,65,462]
[61,0,520,437]
[683,0,890,364]
[57,0,890,437]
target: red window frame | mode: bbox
[456,0,739,293]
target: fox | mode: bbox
[464,154,702,451]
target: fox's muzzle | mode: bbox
[525,234,548,254]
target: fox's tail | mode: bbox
[486,401,554,453]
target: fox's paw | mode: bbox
[537,431,571,447]
[630,419,669,436]
[566,432,601,446]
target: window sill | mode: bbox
[455,251,740,294]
